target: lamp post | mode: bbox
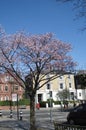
[47,83,52,122]
[49,90,52,122]
[64,75,70,108]
[8,79,14,118]
[17,93,19,120]
[6,74,19,120]
[65,76,68,100]
[12,93,19,120]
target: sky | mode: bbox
[0,0,86,70]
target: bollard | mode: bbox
[0,110,2,117]
[20,111,23,120]
[10,110,13,118]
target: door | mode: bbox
[38,94,42,102]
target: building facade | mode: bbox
[75,70,86,101]
[0,73,24,101]
[36,73,76,103]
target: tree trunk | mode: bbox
[29,94,37,130]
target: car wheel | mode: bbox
[69,119,75,125]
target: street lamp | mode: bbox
[64,75,70,108]
[65,76,68,100]
[47,82,52,122]
[12,93,19,120]
[49,90,52,122]
[17,93,19,120]
[8,76,19,120]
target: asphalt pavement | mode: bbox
[0,113,54,130]
[0,107,69,130]
[0,115,28,130]
[0,118,54,130]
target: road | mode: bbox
[36,108,68,122]
[1,107,69,129]
[1,107,69,122]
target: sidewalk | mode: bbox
[0,106,69,130]
[0,116,28,130]
[0,115,54,130]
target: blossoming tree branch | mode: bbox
[0,28,76,130]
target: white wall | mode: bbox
[77,89,86,100]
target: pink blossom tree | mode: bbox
[0,28,76,130]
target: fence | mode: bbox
[54,121,86,130]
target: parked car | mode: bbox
[67,103,86,125]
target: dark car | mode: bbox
[67,103,86,125]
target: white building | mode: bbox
[36,74,76,105]
[77,89,86,100]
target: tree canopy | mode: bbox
[0,27,76,130]
[0,29,76,90]
[57,89,70,101]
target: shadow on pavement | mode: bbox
[0,120,29,130]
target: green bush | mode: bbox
[40,101,46,107]
[0,99,30,106]
[63,100,68,105]
[40,100,62,107]
[0,100,12,106]
[47,99,54,102]
[18,99,30,105]
[53,101,61,105]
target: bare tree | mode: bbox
[0,28,76,130]
[57,89,70,101]
[57,0,86,30]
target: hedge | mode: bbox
[18,99,30,105]
[40,101,46,107]
[0,99,30,106]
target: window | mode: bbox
[79,92,81,97]
[14,86,18,90]
[5,86,8,91]
[68,75,71,79]
[5,76,10,81]
[59,76,63,79]
[47,83,50,89]
[71,92,74,96]
[60,83,63,89]
[76,106,83,111]
[71,92,74,100]
[69,83,71,88]
[5,96,9,101]
[50,91,52,97]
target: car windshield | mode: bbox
[74,103,86,111]
[75,105,83,111]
